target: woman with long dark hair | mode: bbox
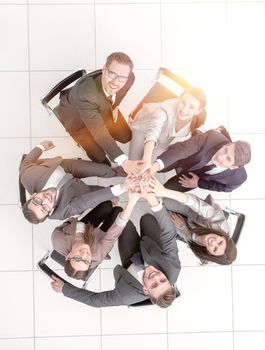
[147,177,236,265]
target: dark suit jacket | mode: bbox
[55,69,135,161]
[159,130,247,192]
[62,206,181,307]
[19,147,116,220]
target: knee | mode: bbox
[140,213,153,224]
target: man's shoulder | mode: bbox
[193,128,230,147]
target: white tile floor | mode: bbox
[1,1,265,349]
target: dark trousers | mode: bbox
[81,201,122,232]
[118,214,162,268]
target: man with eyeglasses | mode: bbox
[19,140,138,224]
[54,51,142,175]
[51,183,181,309]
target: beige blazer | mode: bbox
[52,217,124,271]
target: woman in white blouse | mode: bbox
[129,86,206,169]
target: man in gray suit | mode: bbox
[51,185,181,308]
[55,51,142,174]
[20,140,135,224]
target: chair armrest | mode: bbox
[231,213,245,244]
[41,69,86,105]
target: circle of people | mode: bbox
[19,52,251,309]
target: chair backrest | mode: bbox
[44,249,97,282]
[214,125,232,142]
[223,208,245,245]
[38,256,68,284]
[41,69,86,113]
[129,67,206,132]
[18,154,27,207]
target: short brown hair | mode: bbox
[233,140,251,167]
[22,199,48,224]
[189,227,237,265]
[182,86,207,109]
[150,286,177,308]
[105,52,134,72]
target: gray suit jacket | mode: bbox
[19,147,116,220]
[62,206,181,307]
[55,70,134,161]
[159,129,247,192]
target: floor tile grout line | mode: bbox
[26,0,36,346]
[231,265,235,350]
[1,329,265,340]
[1,262,265,274]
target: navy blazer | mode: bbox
[158,130,247,192]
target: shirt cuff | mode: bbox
[110,184,124,196]
[115,213,128,227]
[150,199,163,212]
[114,154,128,166]
[156,159,164,170]
[36,144,45,152]
[76,222,85,234]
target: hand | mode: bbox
[169,212,186,230]
[112,107,119,123]
[139,181,159,207]
[141,162,159,179]
[178,172,199,188]
[51,275,64,293]
[147,176,166,197]
[128,189,141,203]
[121,159,145,176]
[121,176,141,192]
[40,140,55,151]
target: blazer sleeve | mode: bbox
[152,206,179,256]
[198,168,247,192]
[158,132,206,170]
[144,108,168,145]
[97,222,125,261]
[51,220,74,256]
[19,146,43,175]
[62,283,124,308]
[55,187,116,220]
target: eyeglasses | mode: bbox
[106,67,129,83]
[31,195,51,215]
[69,256,91,266]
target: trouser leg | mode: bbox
[80,201,113,227]
[140,213,161,244]
[100,206,123,232]
[61,159,115,178]
[118,220,140,268]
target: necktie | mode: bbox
[198,163,216,174]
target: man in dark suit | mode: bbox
[51,186,181,308]
[149,128,251,192]
[54,51,140,174]
[19,140,135,224]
